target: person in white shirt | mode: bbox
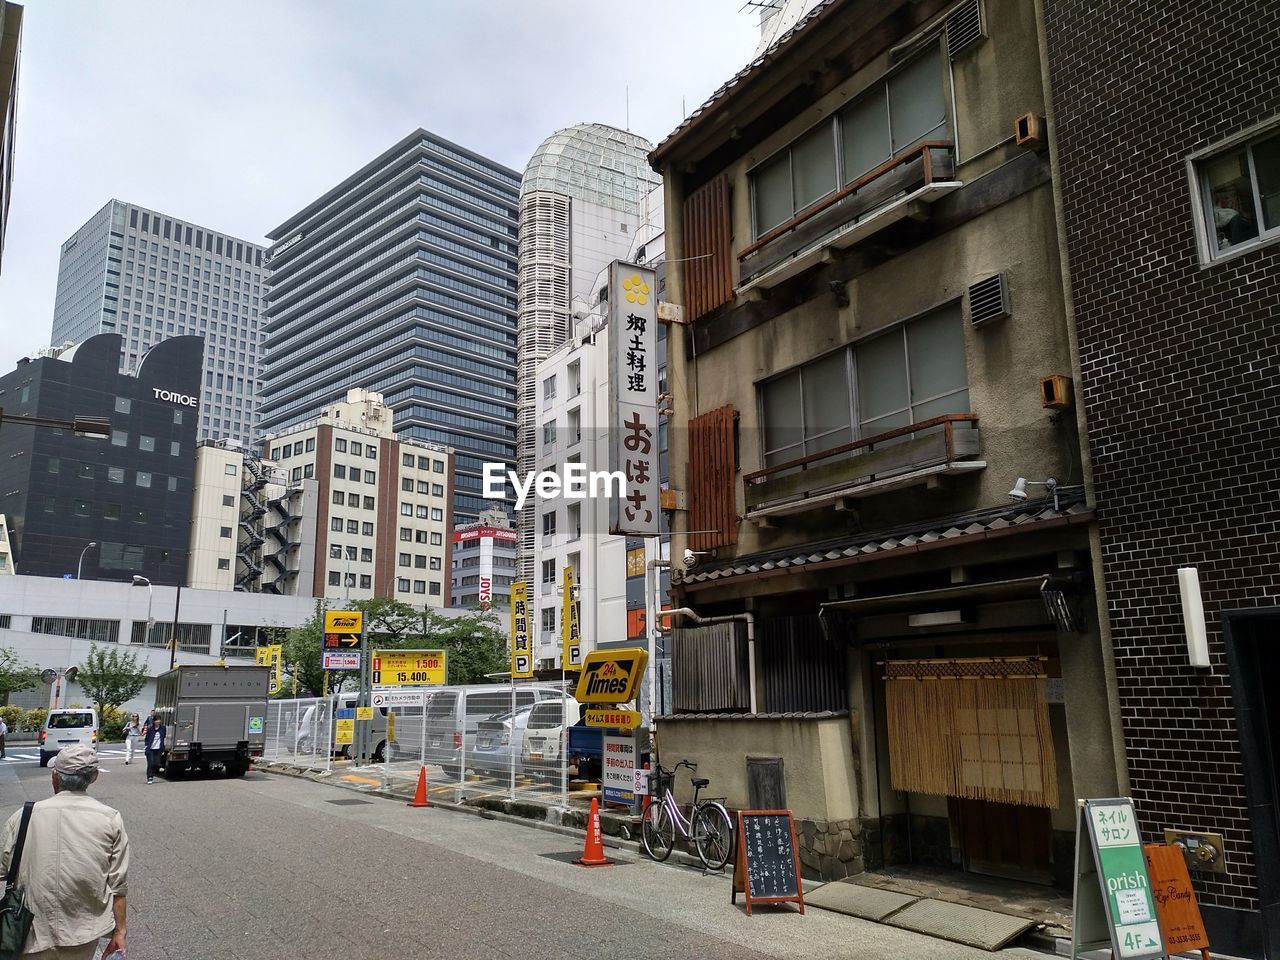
[0,716,8,758]
[0,745,129,959]
[121,714,141,765]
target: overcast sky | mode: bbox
[0,1,760,369]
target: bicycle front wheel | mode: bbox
[693,802,734,870]
[641,802,676,862]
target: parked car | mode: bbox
[295,692,391,763]
[39,707,98,767]
[421,683,562,778]
[522,697,582,780]
[470,704,536,778]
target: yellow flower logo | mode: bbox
[622,273,649,305]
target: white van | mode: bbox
[39,708,99,767]
[294,693,390,762]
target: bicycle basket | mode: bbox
[651,769,675,796]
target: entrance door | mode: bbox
[950,797,1053,885]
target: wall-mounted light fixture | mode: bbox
[1178,566,1211,668]
[1008,476,1060,511]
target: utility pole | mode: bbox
[169,582,183,670]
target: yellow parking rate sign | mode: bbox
[372,649,446,686]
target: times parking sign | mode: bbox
[371,649,447,686]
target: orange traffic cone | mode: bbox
[574,797,614,867]
[408,764,430,808]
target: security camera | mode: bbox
[682,548,699,567]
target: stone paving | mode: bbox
[1,757,1051,960]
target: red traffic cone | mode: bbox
[408,764,430,808]
[575,797,614,867]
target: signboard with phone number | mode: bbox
[372,649,446,686]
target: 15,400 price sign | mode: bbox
[372,649,447,687]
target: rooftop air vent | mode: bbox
[945,0,985,60]
[967,273,1010,327]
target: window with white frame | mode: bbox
[1191,125,1280,261]
[760,302,968,467]
[751,47,947,237]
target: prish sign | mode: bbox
[607,261,659,537]
[153,387,198,407]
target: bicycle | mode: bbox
[641,759,735,870]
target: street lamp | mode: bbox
[77,542,98,580]
[132,575,154,644]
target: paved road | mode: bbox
[1,758,1048,960]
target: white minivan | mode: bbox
[39,708,99,767]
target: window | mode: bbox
[402,478,414,492]
[114,397,131,414]
[430,532,443,546]
[759,302,968,465]
[541,607,556,634]
[349,467,361,482]
[170,442,181,457]
[291,467,303,483]
[431,507,443,521]
[543,374,556,400]
[329,571,341,586]
[413,580,427,594]
[363,496,375,510]
[752,48,945,237]
[138,435,155,453]
[111,430,128,447]
[136,472,152,488]
[399,553,411,567]
[47,457,60,475]
[331,517,343,532]
[400,527,412,542]
[330,545,343,559]
[398,578,411,593]
[77,462,94,479]
[222,494,234,506]
[108,467,125,484]
[333,490,345,505]
[401,502,413,516]
[1193,125,1280,261]
[415,555,427,569]
[432,483,444,497]
[360,575,372,589]
[403,452,414,467]
[543,419,557,447]
[542,512,557,537]
[418,456,430,470]
[429,582,441,596]
[217,558,231,570]
[350,442,362,457]
[335,438,347,453]
[305,437,315,452]
[362,522,374,536]
[364,471,375,485]
[542,559,556,583]
[220,526,232,538]
[367,446,377,460]
[334,464,346,479]
[345,546,358,561]
[347,520,359,534]
[433,460,445,473]
[416,530,429,544]
[73,499,90,517]
[104,503,120,520]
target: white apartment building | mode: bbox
[530,187,668,670]
[188,441,319,594]
[261,389,454,605]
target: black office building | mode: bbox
[0,333,202,584]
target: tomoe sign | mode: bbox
[152,387,199,407]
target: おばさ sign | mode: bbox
[607,261,659,537]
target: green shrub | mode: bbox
[21,708,47,732]
[0,704,21,732]
[98,705,128,742]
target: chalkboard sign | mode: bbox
[731,810,804,915]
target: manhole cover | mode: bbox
[325,798,373,806]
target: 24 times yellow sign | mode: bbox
[574,648,649,704]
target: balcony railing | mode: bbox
[738,141,961,292]
[743,413,983,518]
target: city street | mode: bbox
[0,758,1048,960]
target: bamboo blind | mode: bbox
[884,657,1059,809]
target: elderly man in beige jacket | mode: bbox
[0,745,129,959]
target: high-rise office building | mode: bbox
[258,129,520,526]
[50,200,267,444]
[515,124,661,579]
[0,2,23,273]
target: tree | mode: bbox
[423,609,508,685]
[76,645,147,713]
[0,646,41,704]
[281,602,334,697]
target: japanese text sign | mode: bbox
[608,261,659,536]
[510,581,533,678]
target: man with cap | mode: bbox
[0,745,129,959]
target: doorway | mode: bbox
[950,797,1053,885]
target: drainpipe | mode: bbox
[645,558,669,729]
[658,606,758,716]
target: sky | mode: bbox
[0,0,762,370]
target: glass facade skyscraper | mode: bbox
[258,129,519,525]
[50,199,267,445]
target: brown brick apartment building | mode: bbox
[1043,2,1280,956]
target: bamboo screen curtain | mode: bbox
[884,657,1059,808]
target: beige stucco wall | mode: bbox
[655,715,858,823]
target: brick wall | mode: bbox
[1044,0,1280,913]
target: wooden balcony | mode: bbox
[743,414,984,520]
[738,141,961,293]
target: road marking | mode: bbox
[339,774,381,785]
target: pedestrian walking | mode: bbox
[0,715,7,759]
[121,713,141,765]
[144,711,165,785]
[0,745,129,959]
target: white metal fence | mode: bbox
[263,697,334,772]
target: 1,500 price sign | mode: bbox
[372,649,447,687]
